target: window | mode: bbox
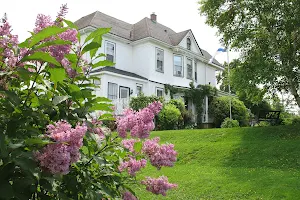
[174,55,183,77]
[187,58,193,79]
[187,38,191,50]
[108,82,118,100]
[156,48,164,72]
[119,86,130,99]
[105,41,116,62]
[194,61,198,82]
[136,84,143,96]
[156,87,164,97]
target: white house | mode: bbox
[75,12,224,123]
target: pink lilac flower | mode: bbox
[116,101,162,138]
[121,139,140,153]
[34,14,53,33]
[142,137,177,169]
[141,176,177,196]
[55,4,68,25]
[35,120,87,174]
[118,157,147,176]
[122,191,138,200]
[33,6,80,78]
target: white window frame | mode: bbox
[107,82,118,100]
[186,57,193,80]
[156,48,164,72]
[105,41,116,63]
[156,87,164,97]
[173,55,183,77]
[187,37,191,50]
[136,84,143,96]
[119,86,130,99]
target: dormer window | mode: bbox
[105,41,116,63]
[187,38,191,50]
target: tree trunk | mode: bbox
[289,81,300,108]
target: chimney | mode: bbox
[150,12,157,22]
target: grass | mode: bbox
[133,125,300,199]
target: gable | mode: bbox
[178,31,202,55]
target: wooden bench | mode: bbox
[258,110,281,125]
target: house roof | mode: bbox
[91,66,148,80]
[75,11,222,66]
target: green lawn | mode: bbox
[134,125,300,199]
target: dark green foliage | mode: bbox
[221,117,240,128]
[256,121,271,127]
[157,104,181,130]
[210,96,249,127]
[167,99,194,128]
[129,94,163,111]
[199,0,300,108]
[292,117,300,125]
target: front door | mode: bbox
[119,86,130,99]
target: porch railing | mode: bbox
[112,97,131,115]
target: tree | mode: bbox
[217,63,272,117]
[210,96,249,127]
[199,0,300,108]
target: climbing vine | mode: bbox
[165,83,217,125]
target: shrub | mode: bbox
[292,117,300,125]
[130,94,164,111]
[210,96,249,127]
[158,104,181,130]
[168,99,194,128]
[0,7,177,199]
[221,117,240,128]
[256,121,271,127]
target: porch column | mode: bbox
[205,96,209,123]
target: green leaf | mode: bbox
[52,96,69,105]
[63,19,78,29]
[133,141,142,153]
[0,91,21,106]
[30,93,40,108]
[81,146,89,155]
[34,39,72,50]
[0,182,13,199]
[93,97,112,103]
[48,68,66,83]
[90,35,103,58]
[0,133,7,158]
[82,42,102,54]
[92,60,114,68]
[65,54,77,63]
[25,138,51,146]
[8,142,24,149]
[69,84,81,92]
[21,52,60,66]
[29,26,68,47]
[89,103,113,112]
[84,28,111,43]
[17,67,31,82]
[14,156,37,171]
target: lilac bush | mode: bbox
[0,5,177,199]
